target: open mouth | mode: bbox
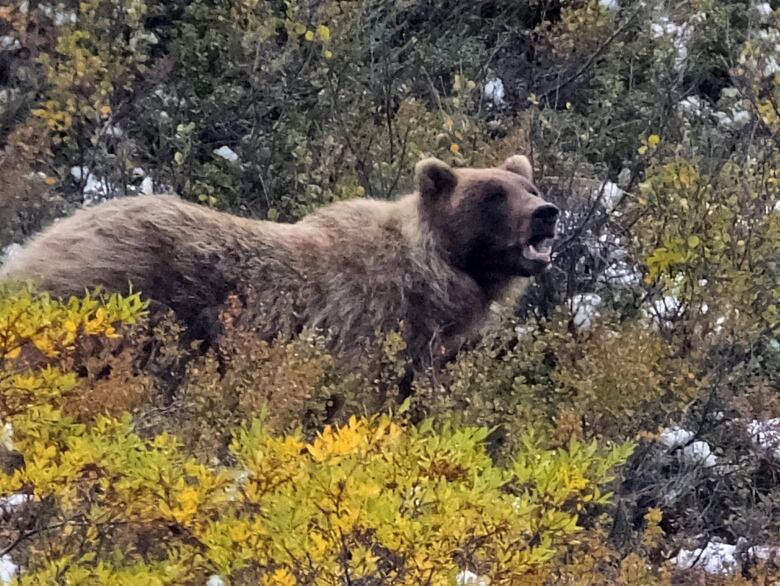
[522,234,554,263]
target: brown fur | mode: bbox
[1,156,557,367]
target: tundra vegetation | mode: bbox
[0,0,779,584]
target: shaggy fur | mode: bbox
[1,156,558,367]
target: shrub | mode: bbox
[0,287,633,584]
[2,0,780,581]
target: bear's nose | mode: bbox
[531,204,559,227]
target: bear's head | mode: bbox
[415,155,559,291]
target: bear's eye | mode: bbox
[484,185,506,204]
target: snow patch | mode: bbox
[39,4,77,26]
[643,295,681,328]
[213,146,239,162]
[140,176,154,195]
[592,180,623,212]
[572,293,602,331]
[747,418,780,460]
[0,555,18,586]
[678,95,703,116]
[754,2,773,21]
[456,570,489,586]
[105,124,123,138]
[650,16,695,69]
[599,0,619,10]
[0,493,31,516]
[675,541,738,575]
[0,244,21,270]
[0,35,20,51]
[70,165,121,205]
[715,108,751,129]
[659,427,694,449]
[484,78,506,106]
[603,261,642,288]
[682,440,717,468]
[676,540,780,576]
[206,576,226,586]
[749,544,780,564]
[763,56,780,77]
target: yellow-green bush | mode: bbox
[0,287,634,585]
[4,0,780,581]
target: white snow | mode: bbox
[213,146,239,162]
[456,570,489,586]
[764,56,780,77]
[39,4,77,26]
[0,555,17,586]
[747,418,780,460]
[650,16,694,69]
[140,176,154,195]
[484,78,506,106]
[0,493,31,516]
[676,541,780,577]
[682,440,717,468]
[603,261,642,288]
[714,111,733,127]
[70,165,120,206]
[572,293,602,331]
[599,0,619,10]
[678,96,703,116]
[715,107,751,129]
[593,180,623,212]
[754,2,773,20]
[749,544,780,564]
[644,295,681,328]
[206,576,226,586]
[731,109,751,127]
[659,427,694,449]
[675,541,738,575]
[105,124,123,138]
[0,245,20,270]
[0,36,20,51]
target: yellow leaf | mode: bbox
[449,143,460,154]
[262,569,296,586]
[304,30,315,41]
[317,24,331,42]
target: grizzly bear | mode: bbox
[0,155,558,368]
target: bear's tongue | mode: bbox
[522,237,552,262]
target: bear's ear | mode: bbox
[501,155,534,182]
[415,157,457,201]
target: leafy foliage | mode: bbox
[0,289,632,584]
[1,0,780,582]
